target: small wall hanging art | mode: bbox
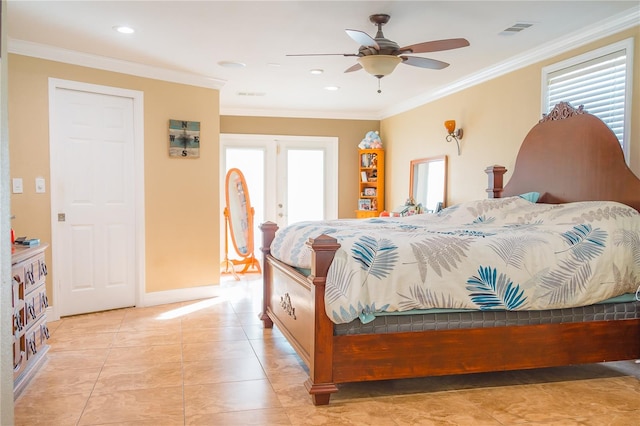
[169,119,200,158]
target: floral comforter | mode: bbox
[269,197,640,324]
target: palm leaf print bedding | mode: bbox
[269,197,640,324]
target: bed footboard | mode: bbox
[259,222,341,405]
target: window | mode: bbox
[542,38,633,162]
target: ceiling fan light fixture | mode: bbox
[357,55,402,77]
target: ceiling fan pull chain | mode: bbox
[377,79,382,94]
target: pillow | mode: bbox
[438,196,533,223]
[519,192,540,203]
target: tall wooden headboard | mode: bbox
[487,102,640,211]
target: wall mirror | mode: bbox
[222,168,261,279]
[409,155,448,212]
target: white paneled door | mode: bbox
[50,80,142,317]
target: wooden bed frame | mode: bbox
[259,103,640,405]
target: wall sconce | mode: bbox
[444,120,463,155]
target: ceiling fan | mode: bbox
[288,14,469,91]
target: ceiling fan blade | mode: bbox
[401,56,449,70]
[345,29,380,49]
[286,53,359,57]
[344,63,362,73]
[399,38,470,54]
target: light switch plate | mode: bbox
[35,177,46,193]
[12,178,23,194]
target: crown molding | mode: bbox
[219,106,380,121]
[380,5,640,119]
[8,38,226,90]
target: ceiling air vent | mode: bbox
[499,22,533,36]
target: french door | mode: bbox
[220,134,338,253]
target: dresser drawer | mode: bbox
[13,305,25,338]
[12,275,24,309]
[24,286,48,327]
[26,317,49,361]
[12,264,25,302]
[13,335,26,380]
[23,254,47,295]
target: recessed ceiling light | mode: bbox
[324,86,340,91]
[218,61,246,69]
[113,26,135,34]
[310,69,324,75]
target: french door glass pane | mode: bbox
[287,149,324,224]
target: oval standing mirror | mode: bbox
[222,168,261,278]
[410,155,448,212]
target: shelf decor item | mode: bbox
[358,130,382,149]
[358,199,372,210]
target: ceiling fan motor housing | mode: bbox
[361,13,400,56]
[369,14,391,25]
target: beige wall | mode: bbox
[8,55,221,300]
[220,116,379,218]
[382,27,640,209]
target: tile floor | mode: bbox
[14,274,640,425]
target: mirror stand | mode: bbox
[220,207,240,280]
[220,207,261,279]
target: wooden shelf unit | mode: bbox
[356,149,384,219]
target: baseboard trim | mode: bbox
[138,285,222,308]
[46,285,222,320]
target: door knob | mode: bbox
[57,213,66,222]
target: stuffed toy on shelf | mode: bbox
[358,130,383,149]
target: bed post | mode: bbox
[486,165,507,198]
[258,221,278,328]
[305,234,340,405]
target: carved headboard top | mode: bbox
[500,102,640,211]
[539,102,586,123]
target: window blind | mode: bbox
[546,50,626,148]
